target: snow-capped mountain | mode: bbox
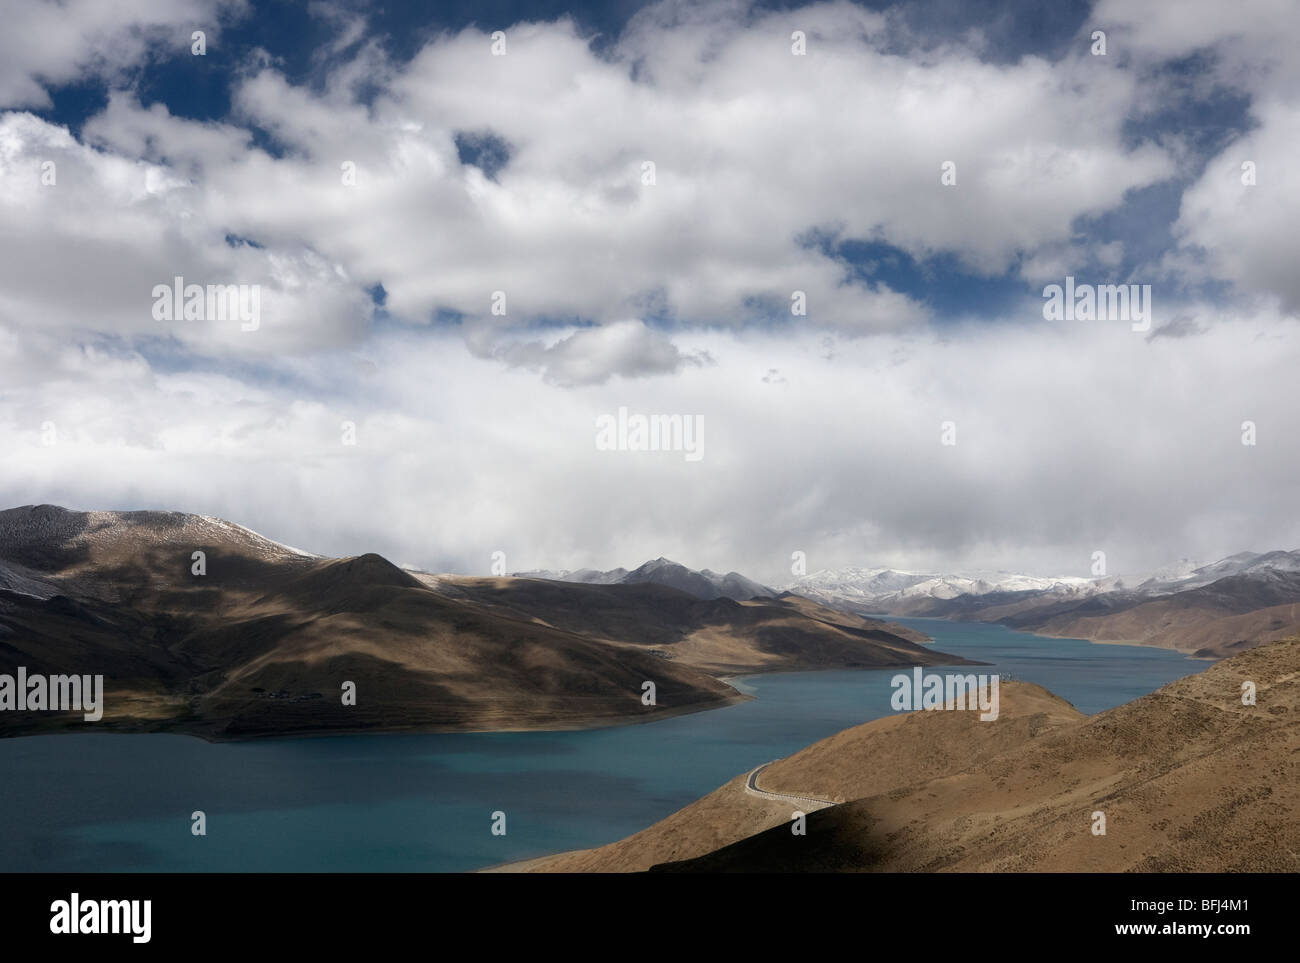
[0,504,318,568]
[515,557,775,601]
[788,566,1119,612]
[1135,551,1300,596]
[786,551,1300,637]
[784,567,933,603]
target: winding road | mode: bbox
[743,761,837,812]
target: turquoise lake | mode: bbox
[0,618,1207,872]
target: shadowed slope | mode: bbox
[0,506,971,739]
[650,638,1300,872]
[509,682,1079,872]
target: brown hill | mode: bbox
[997,574,1300,658]
[427,576,935,674]
[518,637,1300,873]
[0,505,970,739]
[877,569,1300,659]
[509,681,1080,873]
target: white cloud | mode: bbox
[0,109,373,354]
[4,0,1178,374]
[1,0,1297,578]
[3,313,1298,582]
[471,319,711,386]
[1171,101,1300,314]
[0,0,247,109]
[1094,0,1300,314]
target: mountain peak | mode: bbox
[514,557,773,601]
[0,504,317,572]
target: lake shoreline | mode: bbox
[0,626,1100,745]
[0,620,1208,873]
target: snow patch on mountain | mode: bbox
[788,550,1300,613]
[0,505,318,565]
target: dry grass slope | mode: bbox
[517,637,1300,873]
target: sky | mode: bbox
[1,0,1298,585]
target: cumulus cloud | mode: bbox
[3,0,1182,372]
[1,0,1297,579]
[1093,0,1300,315]
[0,0,247,109]
[1173,103,1300,315]
[0,110,374,354]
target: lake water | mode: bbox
[0,618,1206,872]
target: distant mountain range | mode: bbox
[789,567,1113,609]
[786,551,1300,658]
[0,505,961,739]
[515,557,775,601]
[8,501,1297,743]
